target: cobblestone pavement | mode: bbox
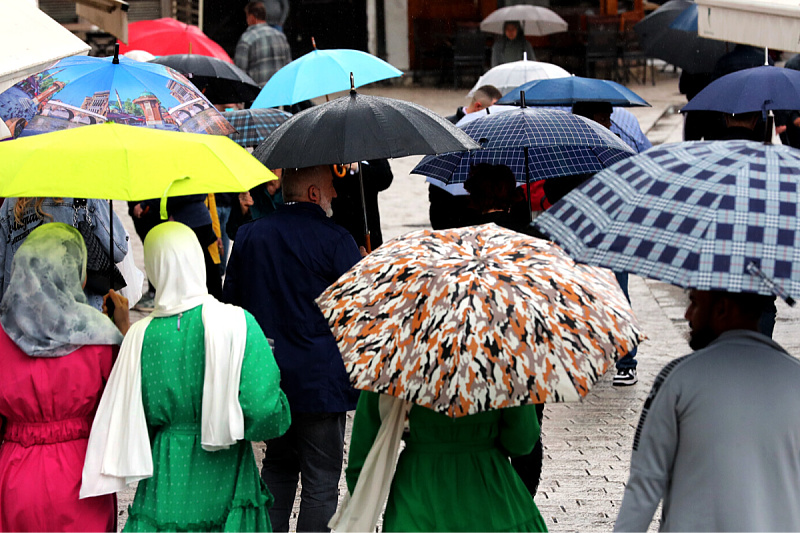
[114,69,800,531]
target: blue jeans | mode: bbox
[261,412,346,532]
[614,272,638,370]
[217,205,231,277]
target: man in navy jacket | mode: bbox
[223,165,362,532]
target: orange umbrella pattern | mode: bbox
[317,224,645,418]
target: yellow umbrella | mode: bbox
[0,122,276,218]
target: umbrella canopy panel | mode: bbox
[150,54,261,104]
[534,140,800,301]
[0,122,275,202]
[414,108,635,186]
[682,65,800,114]
[497,76,650,107]
[223,108,291,148]
[467,58,570,98]
[254,91,480,168]
[317,224,644,417]
[119,18,233,63]
[480,5,569,36]
[0,55,233,137]
[251,49,403,109]
[634,0,729,74]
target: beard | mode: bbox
[688,325,718,350]
[320,198,334,218]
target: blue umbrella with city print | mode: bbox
[534,141,800,304]
[0,46,233,138]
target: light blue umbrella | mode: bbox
[251,48,402,109]
[497,76,650,107]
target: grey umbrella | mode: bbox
[634,0,730,74]
[253,75,480,250]
[254,84,479,169]
[150,54,260,103]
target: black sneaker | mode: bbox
[613,368,637,386]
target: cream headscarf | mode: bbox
[81,222,247,498]
[0,223,122,357]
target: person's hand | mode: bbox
[132,203,144,218]
[217,237,224,255]
[239,191,254,214]
[776,125,788,134]
[359,246,368,257]
[103,289,131,335]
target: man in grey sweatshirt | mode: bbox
[615,289,800,532]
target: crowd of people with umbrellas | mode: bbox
[2,2,800,532]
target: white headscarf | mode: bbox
[81,222,247,498]
[0,223,122,357]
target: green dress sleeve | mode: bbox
[239,311,292,442]
[345,390,376,494]
[498,404,541,457]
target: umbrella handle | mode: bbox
[160,177,190,220]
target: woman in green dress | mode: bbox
[81,221,291,532]
[345,391,548,532]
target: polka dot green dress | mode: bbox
[123,305,291,532]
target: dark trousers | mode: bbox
[261,412,346,532]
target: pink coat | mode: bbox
[0,325,116,532]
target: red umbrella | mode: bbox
[118,18,232,63]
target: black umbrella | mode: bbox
[253,74,480,250]
[150,54,261,104]
[634,0,729,74]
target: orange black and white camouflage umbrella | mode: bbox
[316,223,645,418]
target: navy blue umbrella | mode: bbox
[634,0,729,74]
[412,108,634,186]
[682,66,800,114]
[497,77,650,107]
[669,3,697,32]
[534,141,800,304]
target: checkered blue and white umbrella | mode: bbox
[534,140,800,303]
[412,108,635,186]
[223,108,291,148]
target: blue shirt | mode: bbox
[223,202,362,413]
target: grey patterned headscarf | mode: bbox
[0,223,123,357]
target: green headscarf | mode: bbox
[0,223,123,357]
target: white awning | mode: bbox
[0,0,91,94]
[696,0,800,52]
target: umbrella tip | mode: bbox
[312,36,317,50]
[520,90,526,109]
[113,43,120,64]
[350,72,356,95]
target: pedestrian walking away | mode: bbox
[223,165,363,532]
[235,1,292,87]
[0,223,126,532]
[81,221,291,532]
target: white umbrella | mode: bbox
[480,5,568,36]
[123,50,157,62]
[0,0,91,94]
[467,54,570,97]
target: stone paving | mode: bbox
[114,69,800,531]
